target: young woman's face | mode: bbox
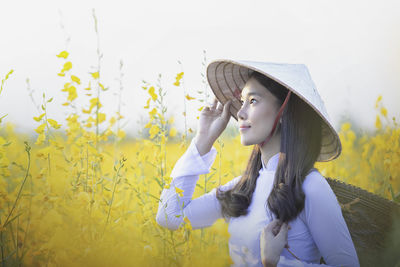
[237,76,281,146]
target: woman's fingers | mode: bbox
[221,100,231,120]
[211,98,218,110]
[276,223,289,242]
[265,219,281,233]
[216,102,223,111]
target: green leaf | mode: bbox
[0,114,7,123]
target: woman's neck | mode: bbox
[260,132,281,168]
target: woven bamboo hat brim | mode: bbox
[326,178,400,266]
[206,59,341,162]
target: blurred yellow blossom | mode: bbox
[174,72,184,86]
[48,119,61,129]
[35,123,46,134]
[33,113,45,122]
[148,86,157,101]
[185,94,195,100]
[149,125,160,139]
[375,115,382,129]
[175,187,184,197]
[169,127,177,137]
[62,62,72,72]
[91,72,99,79]
[56,51,69,59]
[71,75,81,85]
[381,107,387,117]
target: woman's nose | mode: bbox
[237,105,247,120]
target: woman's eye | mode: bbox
[240,100,244,105]
[250,98,256,104]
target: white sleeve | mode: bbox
[156,138,241,230]
[277,171,360,267]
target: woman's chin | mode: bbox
[240,138,254,146]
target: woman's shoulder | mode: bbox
[300,168,342,219]
[302,168,334,197]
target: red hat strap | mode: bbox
[258,91,292,148]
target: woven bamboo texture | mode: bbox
[326,177,400,267]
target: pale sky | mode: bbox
[1,0,399,136]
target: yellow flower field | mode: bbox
[0,35,399,267]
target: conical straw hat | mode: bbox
[207,59,341,162]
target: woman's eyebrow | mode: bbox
[240,92,262,98]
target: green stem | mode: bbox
[2,143,31,228]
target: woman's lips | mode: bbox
[239,126,251,131]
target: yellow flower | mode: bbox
[169,127,177,137]
[91,72,99,79]
[66,86,77,101]
[116,112,124,120]
[144,98,151,109]
[185,94,195,100]
[175,187,184,197]
[56,51,69,59]
[36,146,51,159]
[380,107,387,117]
[183,216,192,230]
[109,117,116,127]
[35,132,46,145]
[149,125,160,139]
[117,130,126,139]
[149,108,157,119]
[144,121,152,129]
[48,119,61,129]
[99,83,107,91]
[33,113,45,122]
[98,113,106,124]
[375,115,382,129]
[71,75,81,85]
[85,82,91,90]
[174,72,184,86]
[198,106,204,111]
[341,122,351,132]
[49,139,64,150]
[375,95,382,108]
[61,82,70,92]
[88,97,102,112]
[62,62,72,72]
[148,86,157,101]
[35,123,46,134]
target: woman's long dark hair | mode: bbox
[216,71,323,223]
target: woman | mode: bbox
[156,60,359,267]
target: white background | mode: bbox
[1,0,399,136]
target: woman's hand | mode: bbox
[260,219,290,267]
[194,98,232,156]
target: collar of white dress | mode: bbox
[261,152,280,171]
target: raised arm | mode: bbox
[156,97,233,230]
[275,171,360,267]
[156,138,240,230]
